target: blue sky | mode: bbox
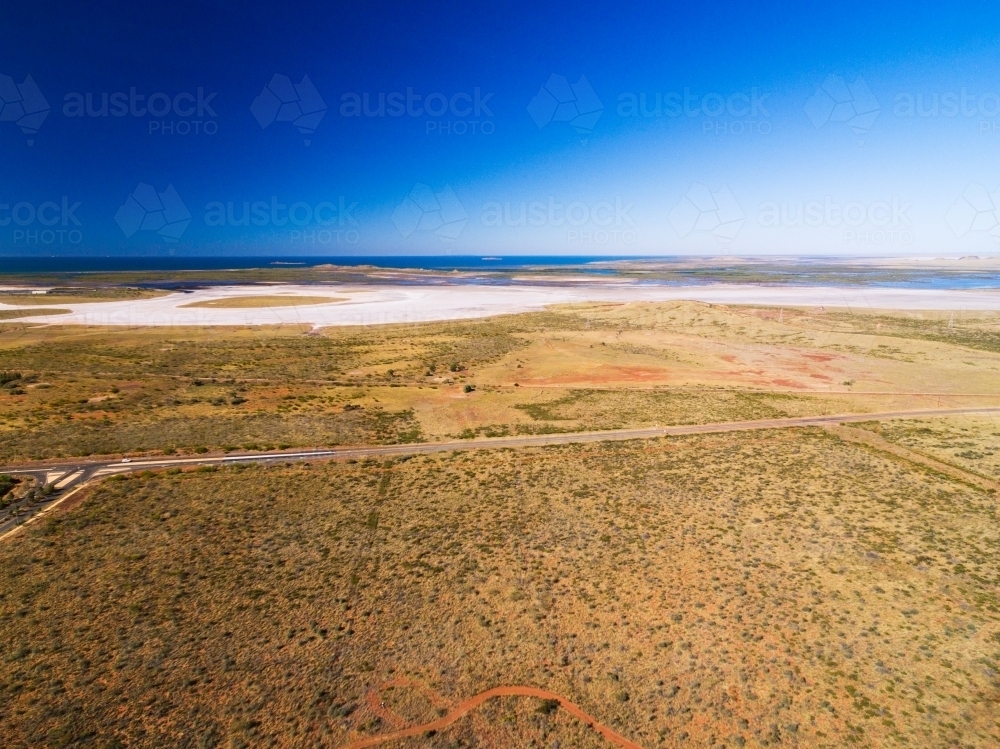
[3,1,1000,256]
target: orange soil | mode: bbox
[339,678,645,749]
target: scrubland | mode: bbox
[854,415,1000,482]
[2,430,999,747]
[2,298,1000,747]
[0,287,166,306]
[2,302,1000,461]
[0,308,70,321]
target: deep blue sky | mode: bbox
[3,1,1000,256]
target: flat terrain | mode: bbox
[0,288,167,306]
[2,301,1000,463]
[2,295,1000,747]
[0,308,71,320]
[2,430,999,747]
[854,415,1000,482]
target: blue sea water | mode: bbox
[0,255,640,274]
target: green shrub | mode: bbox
[536,698,560,715]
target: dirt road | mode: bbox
[341,679,645,749]
[2,405,998,541]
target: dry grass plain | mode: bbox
[853,416,1000,482]
[0,288,167,305]
[2,431,999,748]
[2,299,1000,747]
[2,301,1000,461]
[0,308,71,321]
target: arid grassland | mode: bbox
[854,416,1000,482]
[1,430,999,748]
[0,308,71,321]
[0,288,167,306]
[3,302,1000,461]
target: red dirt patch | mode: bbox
[770,378,802,388]
[533,366,672,386]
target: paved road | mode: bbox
[3,405,999,540]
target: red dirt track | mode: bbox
[339,679,645,749]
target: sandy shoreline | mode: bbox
[2,283,1000,327]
